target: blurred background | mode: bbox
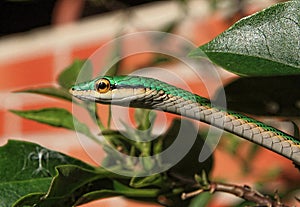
[1,0,297,207]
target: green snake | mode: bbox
[70,75,300,166]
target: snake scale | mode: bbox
[70,75,300,166]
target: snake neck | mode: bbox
[130,88,300,165]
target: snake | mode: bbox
[70,75,300,166]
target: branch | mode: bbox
[182,182,291,207]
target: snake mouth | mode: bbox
[69,87,145,105]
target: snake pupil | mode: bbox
[98,82,107,89]
[95,78,110,93]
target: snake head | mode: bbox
[69,76,147,106]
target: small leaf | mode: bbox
[191,1,300,76]
[0,140,93,207]
[58,59,93,90]
[130,174,163,188]
[10,108,97,141]
[16,87,74,103]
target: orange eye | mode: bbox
[95,78,110,93]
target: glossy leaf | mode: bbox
[23,166,116,207]
[190,1,300,76]
[0,140,93,207]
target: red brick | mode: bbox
[193,15,231,46]
[0,109,5,136]
[0,54,54,90]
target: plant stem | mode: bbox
[182,182,291,207]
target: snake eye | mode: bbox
[95,78,111,93]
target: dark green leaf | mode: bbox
[0,140,93,207]
[74,190,122,206]
[16,165,119,207]
[76,181,159,206]
[2,179,51,207]
[164,119,213,181]
[10,108,97,141]
[0,140,93,182]
[13,193,46,207]
[46,166,111,198]
[58,59,93,90]
[213,75,300,116]
[28,165,157,206]
[16,87,74,103]
[191,1,300,76]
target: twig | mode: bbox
[182,182,290,207]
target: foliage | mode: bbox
[4,1,300,206]
[190,0,300,76]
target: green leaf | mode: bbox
[10,108,98,141]
[40,166,121,206]
[20,165,157,206]
[190,1,300,76]
[189,192,212,207]
[0,140,93,207]
[76,181,160,206]
[213,75,300,116]
[16,87,74,103]
[15,165,116,207]
[13,193,46,207]
[164,119,213,181]
[2,179,51,207]
[113,181,159,197]
[74,190,122,206]
[130,174,163,188]
[58,59,93,90]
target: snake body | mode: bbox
[70,75,300,165]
